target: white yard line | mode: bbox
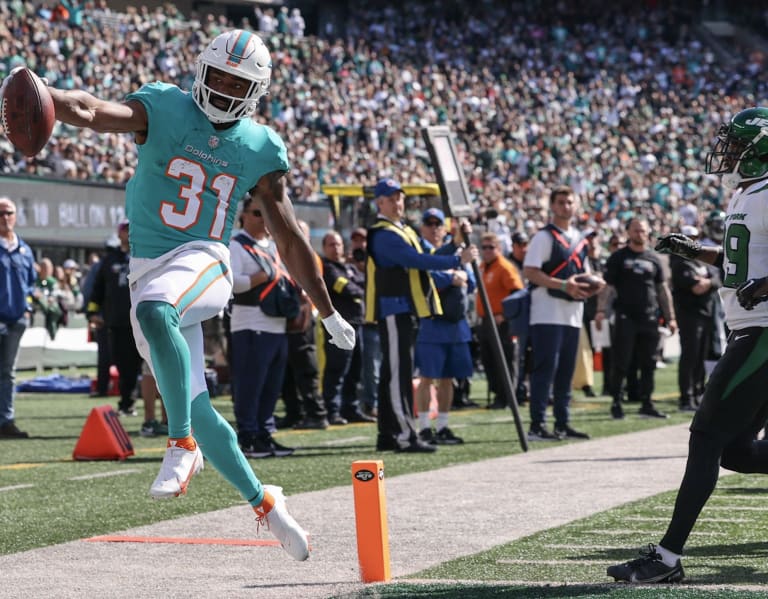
[68,469,140,481]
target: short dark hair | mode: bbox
[550,185,574,205]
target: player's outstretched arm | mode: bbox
[253,171,355,350]
[48,88,147,134]
[251,171,334,318]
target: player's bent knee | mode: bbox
[136,300,180,342]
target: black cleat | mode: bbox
[434,426,464,445]
[639,404,668,419]
[527,424,561,441]
[611,403,625,420]
[554,425,590,440]
[394,438,437,453]
[418,427,436,445]
[607,544,685,583]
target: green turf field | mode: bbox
[3,364,767,597]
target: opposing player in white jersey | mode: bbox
[42,29,356,561]
[608,106,768,583]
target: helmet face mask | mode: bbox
[706,107,768,189]
[192,30,271,124]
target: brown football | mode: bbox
[574,273,603,291]
[1,68,55,156]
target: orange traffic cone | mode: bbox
[73,405,134,461]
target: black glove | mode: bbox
[654,233,701,260]
[736,277,768,310]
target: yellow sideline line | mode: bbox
[0,463,45,470]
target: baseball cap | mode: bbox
[62,259,78,269]
[681,225,699,237]
[351,227,367,240]
[512,231,529,244]
[374,178,404,198]
[422,207,445,224]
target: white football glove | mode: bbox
[321,310,356,350]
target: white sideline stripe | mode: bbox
[68,469,140,481]
[643,503,768,512]
[711,494,768,500]
[623,516,749,523]
[0,484,34,493]
[404,578,768,592]
[704,505,768,512]
[497,558,611,566]
[321,436,370,447]
[544,544,620,550]
[582,529,722,536]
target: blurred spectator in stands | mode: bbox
[477,231,523,410]
[577,230,602,398]
[509,231,529,279]
[320,230,371,424]
[281,219,328,431]
[670,225,721,412]
[349,226,380,418]
[86,220,142,417]
[31,257,63,340]
[288,8,305,38]
[599,233,626,396]
[415,210,475,445]
[229,199,293,458]
[524,186,601,441]
[80,247,110,397]
[509,230,530,404]
[58,258,83,313]
[139,366,167,438]
[255,7,277,33]
[598,217,676,420]
[0,197,36,439]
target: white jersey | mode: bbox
[720,179,768,330]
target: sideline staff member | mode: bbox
[0,197,35,439]
[365,179,476,453]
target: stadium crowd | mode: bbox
[1,0,767,241]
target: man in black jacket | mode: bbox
[670,225,721,411]
[596,217,677,419]
[86,220,142,419]
[320,231,373,424]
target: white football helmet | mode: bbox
[192,29,271,124]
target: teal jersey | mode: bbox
[125,82,289,259]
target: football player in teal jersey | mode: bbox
[43,29,355,561]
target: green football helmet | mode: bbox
[705,107,768,189]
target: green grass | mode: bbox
[394,473,768,597]
[6,363,765,597]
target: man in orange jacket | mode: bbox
[477,232,524,410]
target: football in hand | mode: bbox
[574,273,603,291]
[1,68,55,156]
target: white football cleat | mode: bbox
[254,485,310,561]
[149,439,204,499]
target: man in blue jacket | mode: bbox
[365,179,477,452]
[0,197,36,439]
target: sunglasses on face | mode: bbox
[481,245,497,250]
[250,210,262,217]
[424,220,442,227]
[0,211,15,216]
